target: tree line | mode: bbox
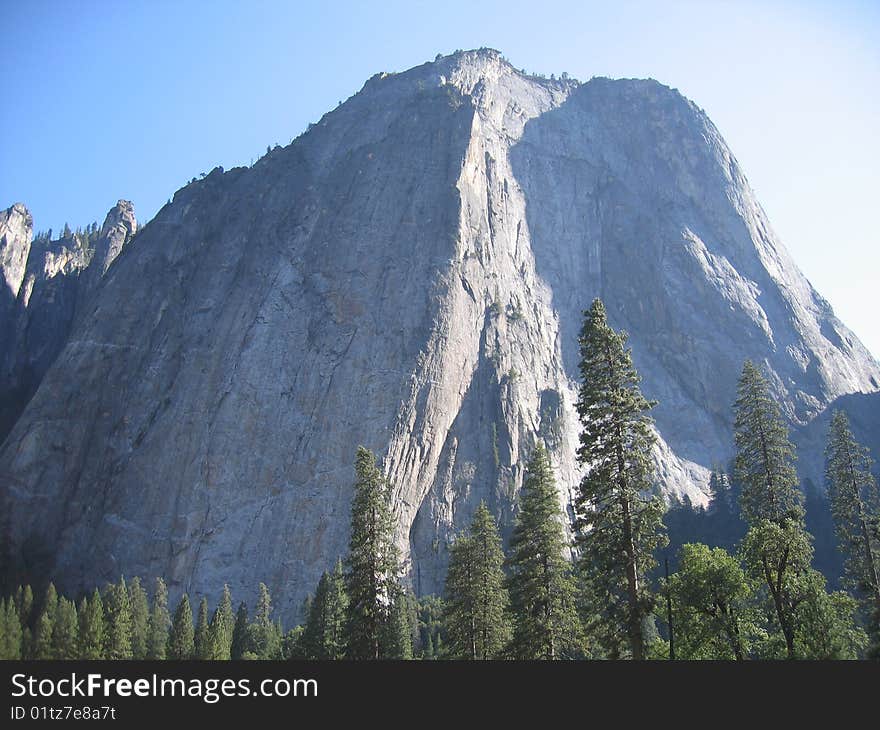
[1,299,877,660]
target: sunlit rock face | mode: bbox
[1,50,877,621]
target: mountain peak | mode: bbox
[1,53,878,620]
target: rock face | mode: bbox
[0,203,32,300]
[0,201,137,441]
[1,50,877,620]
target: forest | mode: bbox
[1,299,877,661]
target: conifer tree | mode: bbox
[249,583,281,659]
[167,594,194,660]
[734,361,805,525]
[104,578,133,659]
[207,585,234,660]
[302,560,348,659]
[381,586,413,659]
[147,578,170,660]
[733,361,811,659]
[128,577,149,660]
[825,411,880,644]
[16,584,33,630]
[1,598,23,659]
[345,446,401,660]
[51,598,78,660]
[231,602,250,660]
[444,501,511,659]
[194,597,210,659]
[78,590,105,660]
[507,444,583,659]
[32,583,59,659]
[574,299,667,660]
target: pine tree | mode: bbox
[444,501,511,659]
[507,444,583,659]
[1,599,23,659]
[231,602,250,660]
[167,594,194,660]
[302,560,349,659]
[825,411,880,644]
[78,590,105,660]
[380,586,413,659]
[207,584,233,660]
[128,577,149,659]
[194,597,210,660]
[104,578,133,659]
[147,578,170,660]
[51,597,79,660]
[16,585,34,630]
[249,583,281,659]
[32,583,59,659]
[574,299,667,660]
[733,360,810,659]
[345,446,401,660]
[734,361,804,525]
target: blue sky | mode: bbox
[1,0,878,356]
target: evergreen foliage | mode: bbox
[103,578,133,660]
[207,584,234,660]
[194,596,210,660]
[443,501,511,659]
[32,583,58,659]
[167,594,194,660]
[507,444,583,659]
[734,361,804,524]
[51,597,78,660]
[574,299,667,659]
[825,411,880,645]
[231,602,250,660]
[77,590,105,660]
[128,577,149,660]
[147,578,170,660]
[302,560,348,659]
[344,446,401,660]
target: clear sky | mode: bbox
[1,0,878,357]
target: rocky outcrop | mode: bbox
[0,201,137,442]
[0,50,877,620]
[92,200,137,276]
[0,203,32,300]
[0,204,34,439]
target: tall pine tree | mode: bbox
[345,446,401,660]
[574,299,667,660]
[231,602,250,660]
[51,597,79,660]
[0,599,23,659]
[32,583,58,659]
[443,501,511,659]
[128,577,149,660]
[104,578,133,660]
[146,578,170,660]
[825,410,880,648]
[77,589,105,660]
[249,583,281,659]
[207,585,234,660]
[734,360,810,659]
[507,444,583,659]
[194,597,211,660]
[167,593,194,660]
